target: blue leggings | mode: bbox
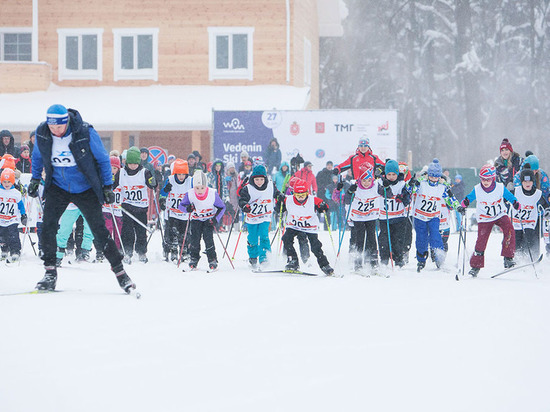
[57,208,93,258]
[247,221,271,262]
[414,217,443,263]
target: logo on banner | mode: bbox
[148,146,167,165]
[315,149,325,158]
[261,111,282,129]
[378,121,389,132]
[290,122,300,136]
[222,118,245,133]
[315,122,325,133]
[335,124,354,132]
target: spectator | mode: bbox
[239,160,253,184]
[316,161,334,203]
[333,136,385,179]
[192,150,207,172]
[0,130,16,157]
[25,131,35,155]
[16,145,32,173]
[273,161,290,192]
[495,138,522,190]
[187,153,198,176]
[208,159,228,200]
[451,174,466,230]
[239,150,250,172]
[139,147,154,173]
[263,138,282,176]
[225,162,240,228]
[294,161,317,195]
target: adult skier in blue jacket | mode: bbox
[28,104,136,293]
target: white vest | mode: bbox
[379,180,406,221]
[474,182,506,223]
[102,186,123,217]
[511,188,542,230]
[51,133,76,167]
[413,181,446,222]
[119,168,149,208]
[188,188,217,221]
[244,183,274,224]
[439,202,450,230]
[0,187,22,226]
[285,195,319,233]
[349,184,380,222]
[167,175,193,220]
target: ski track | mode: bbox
[1,230,549,412]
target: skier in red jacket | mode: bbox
[333,136,385,179]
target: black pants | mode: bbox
[515,225,540,260]
[349,220,378,268]
[378,218,408,266]
[188,220,217,264]
[0,224,21,255]
[297,231,310,262]
[121,205,148,256]
[282,228,329,268]
[41,185,121,267]
[165,217,189,254]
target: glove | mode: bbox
[457,206,466,215]
[544,208,550,219]
[159,197,166,210]
[332,168,340,175]
[336,182,344,191]
[163,182,172,193]
[277,194,286,204]
[147,175,157,187]
[382,186,393,198]
[103,186,116,204]
[461,198,470,207]
[27,178,40,198]
[382,177,392,187]
[408,177,420,187]
[242,204,252,213]
[513,200,521,210]
[348,183,357,193]
[317,201,329,213]
[395,194,404,203]
[210,217,218,227]
[20,214,28,226]
[186,204,195,213]
[374,166,383,178]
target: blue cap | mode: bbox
[358,136,370,147]
[251,164,267,178]
[427,158,442,177]
[385,159,399,175]
[455,174,463,181]
[524,155,539,171]
[46,104,69,125]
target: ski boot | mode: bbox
[417,261,426,273]
[208,260,218,271]
[138,254,148,263]
[187,260,198,271]
[76,249,91,263]
[95,250,105,263]
[504,257,516,269]
[36,266,58,291]
[249,257,258,269]
[321,265,334,276]
[468,267,480,277]
[56,257,63,267]
[0,251,8,261]
[7,253,20,263]
[111,263,136,294]
[123,254,132,264]
[285,256,299,271]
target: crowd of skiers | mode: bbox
[1,105,550,291]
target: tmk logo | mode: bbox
[223,118,245,131]
[335,124,353,132]
[378,121,389,132]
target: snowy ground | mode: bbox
[1,228,549,412]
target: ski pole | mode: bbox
[231,212,245,260]
[121,207,154,234]
[214,225,235,269]
[176,218,191,268]
[324,212,337,257]
[383,187,394,269]
[520,219,539,279]
[337,192,354,258]
[110,205,126,257]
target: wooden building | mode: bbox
[0,0,344,160]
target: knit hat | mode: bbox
[251,164,267,178]
[524,154,539,171]
[187,153,196,161]
[226,161,236,171]
[46,104,69,125]
[140,147,149,154]
[1,154,16,171]
[20,145,30,154]
[427,158,443,177]
[1,168,15,184]
[172,159,189,175]
[293,179,308,194]
[520,164,535,182]
[358,136,370,147]
[479,164,496,180]
[240,150,249,159]
[385,159,399,175]
[110,156,121,169]
[192,150,202,161]
[0,129,13,140]
[244,160,252,167]
[359,166,374,181]
[126,146,141,165]
[193,169,208,187]
[455,174,463,181]
[500,138,513,152]
[167,155,176,163]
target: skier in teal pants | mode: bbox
[56,203,94,265]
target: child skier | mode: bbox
[462,164,520,276]
[280,179,333,275]
[101,156,123,258]
[410,159,460,272]
[238,164,280,268]
[56,203,94,265]
[378,160,411,268]
[178,170,226,271]
[510,164,549,261]
[119,146,157,263]
[160,159,192,262]
[0,168,26,262]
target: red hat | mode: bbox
[172,159,189,175]
[1,168,15,184]
[1,154,16,171]
[110,156,121,169]
[500,138,513,152]
[479,164,496,180]
[293,179,308,194]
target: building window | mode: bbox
[101,136,112,152]
[304,37,312,87]
[0,30,32,62]
[57,29,103,80]
[113,28,158,81]
[208,27,254,80]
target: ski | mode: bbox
[252,269,320,277]
[0,289,66,296]
[491,254,543,278]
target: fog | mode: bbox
[320,0,550,169]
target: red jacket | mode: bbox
[335,149,385,179]
[294,167,318,194]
